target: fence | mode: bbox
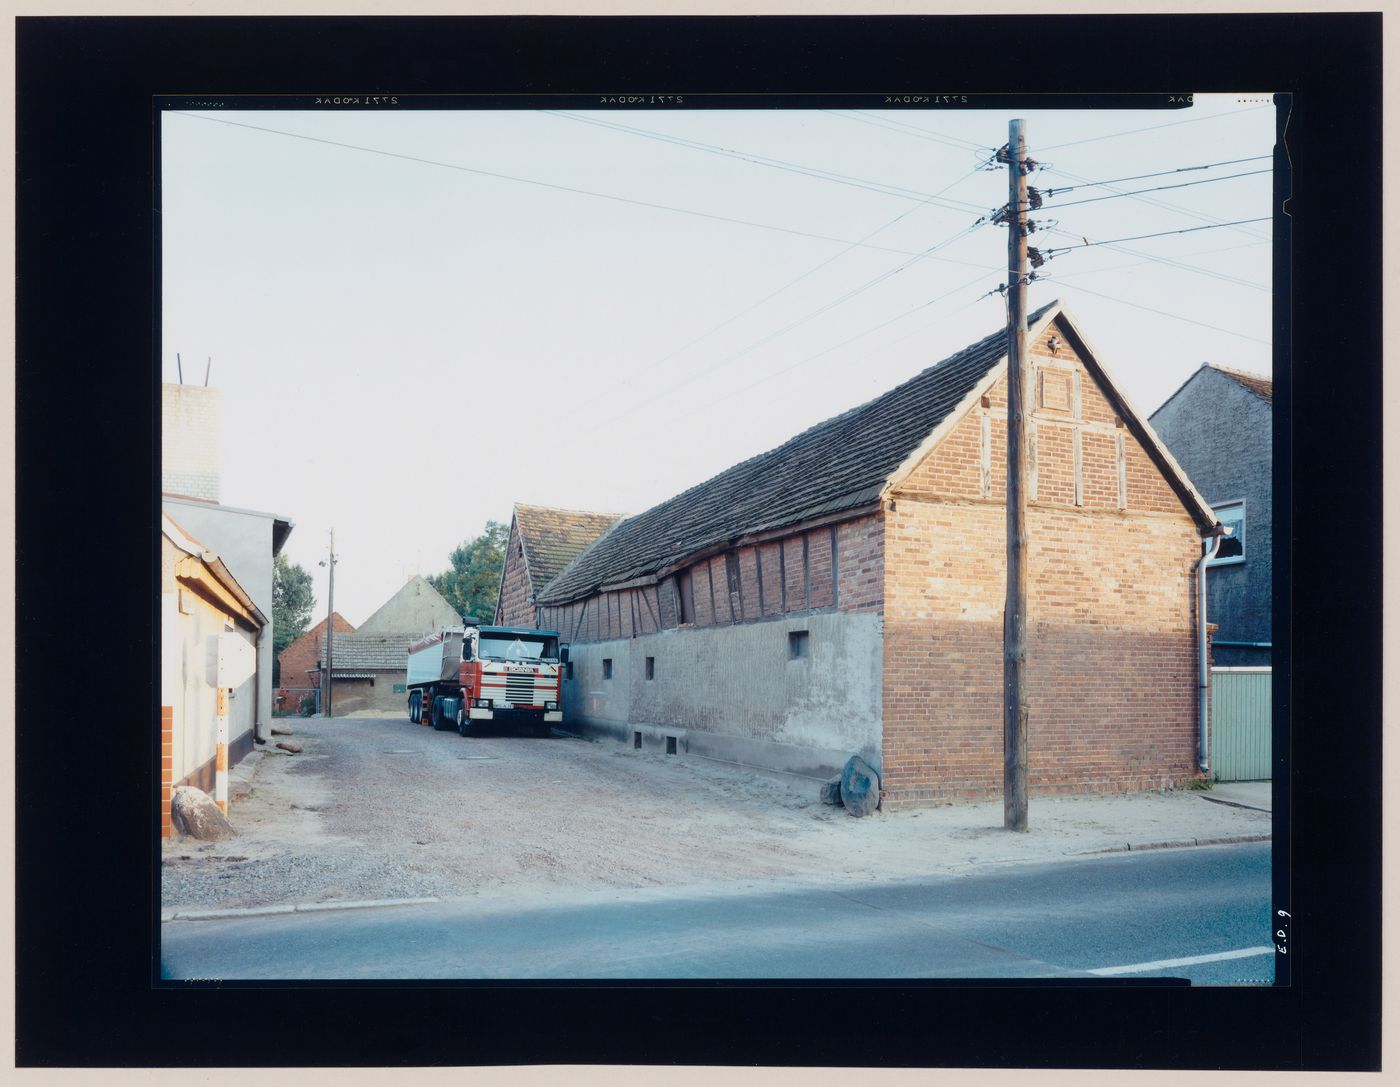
[1210,667,1272,782]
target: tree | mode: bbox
[272,553,316,661]
[428,520,509,622]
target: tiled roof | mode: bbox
[539,302,1057,605]
[318,632,418,670]
[1209,364,1273,405]
[515,504,624,591]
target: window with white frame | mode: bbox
[1211,500,1245,564]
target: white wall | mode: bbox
[170,588,257,784]
[163,498,276,736]
[562,610,883,778]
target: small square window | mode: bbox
[603,658,613,680]
[788,630,810,660]
[1210,500,1246,565]
[645,656,655,680]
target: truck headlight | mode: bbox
[474,698,491,709]
[545,701,558,711]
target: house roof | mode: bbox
[541,303,1067,605]
[162,512,268,628]
[1209,363,1273,405]
[514,504,624,592]
[318,632,418,670]
[539,302,1221,607]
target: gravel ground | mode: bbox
[162,714,1272,911]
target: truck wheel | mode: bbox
[430,698,443,730]
[408,692,419,723]
[456,705,470,737]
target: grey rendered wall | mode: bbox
[562,610,883,779]
[1149,367,1272,665]
[162,500,277,734]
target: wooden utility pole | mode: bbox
[323,529,337,717]
[1004,118,1030,832]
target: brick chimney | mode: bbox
[162,383,222,501]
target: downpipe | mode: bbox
[1195,528,1228,774]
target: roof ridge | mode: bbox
[1205,362,1273,403]
[516,502,627,519]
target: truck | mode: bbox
[405,619,567,737]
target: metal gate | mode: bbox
[1210,667,1272,781]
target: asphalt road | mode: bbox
[161,841,1274,984]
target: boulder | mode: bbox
[819,776,843,806]
[271,725,294,736]
[839,755,882,818]
[170,786,235,841]
[276,740,303,754]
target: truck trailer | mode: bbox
[405,620,566,737]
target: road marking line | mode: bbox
[164,896,440,922]
[1088,946,1275,976]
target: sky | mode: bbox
[161,95,1276,625]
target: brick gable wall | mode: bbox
[275,613,355,710]
[496,518,537,627]
[880,318,1201,806]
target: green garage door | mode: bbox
[1210,667,1272,782]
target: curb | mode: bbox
[162,896,440,923]
[1197,795,1272,814]
[1067,833,1271,857]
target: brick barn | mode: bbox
[518,303,1223,807]
[275,612,355,714]
[495,503,623,627]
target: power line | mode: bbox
[172,111,973,263]
[1035,104,1273,151]
[840,109,988,152]
[1040,162,1270,243]
[1043,218,1271,254]
[564,162,993,418]
[1044,228,1267,292]
[1059,281,1270,346]
[679,270,995,423]
[1044,169,1272,210]
[545,110,990,213]
[564,215,996,436]
[1043,155,1271,195]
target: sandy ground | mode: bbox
[162,714,1272,912]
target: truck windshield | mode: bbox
[477,634,558,661]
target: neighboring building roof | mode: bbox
[514,504,624,592]
[318,632,419,670]
[1150,362,1274,424]
[278,612,356,668]
[1209,363,1273,405]
[539,301,1218,606]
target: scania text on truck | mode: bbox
[405,621,566,737]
